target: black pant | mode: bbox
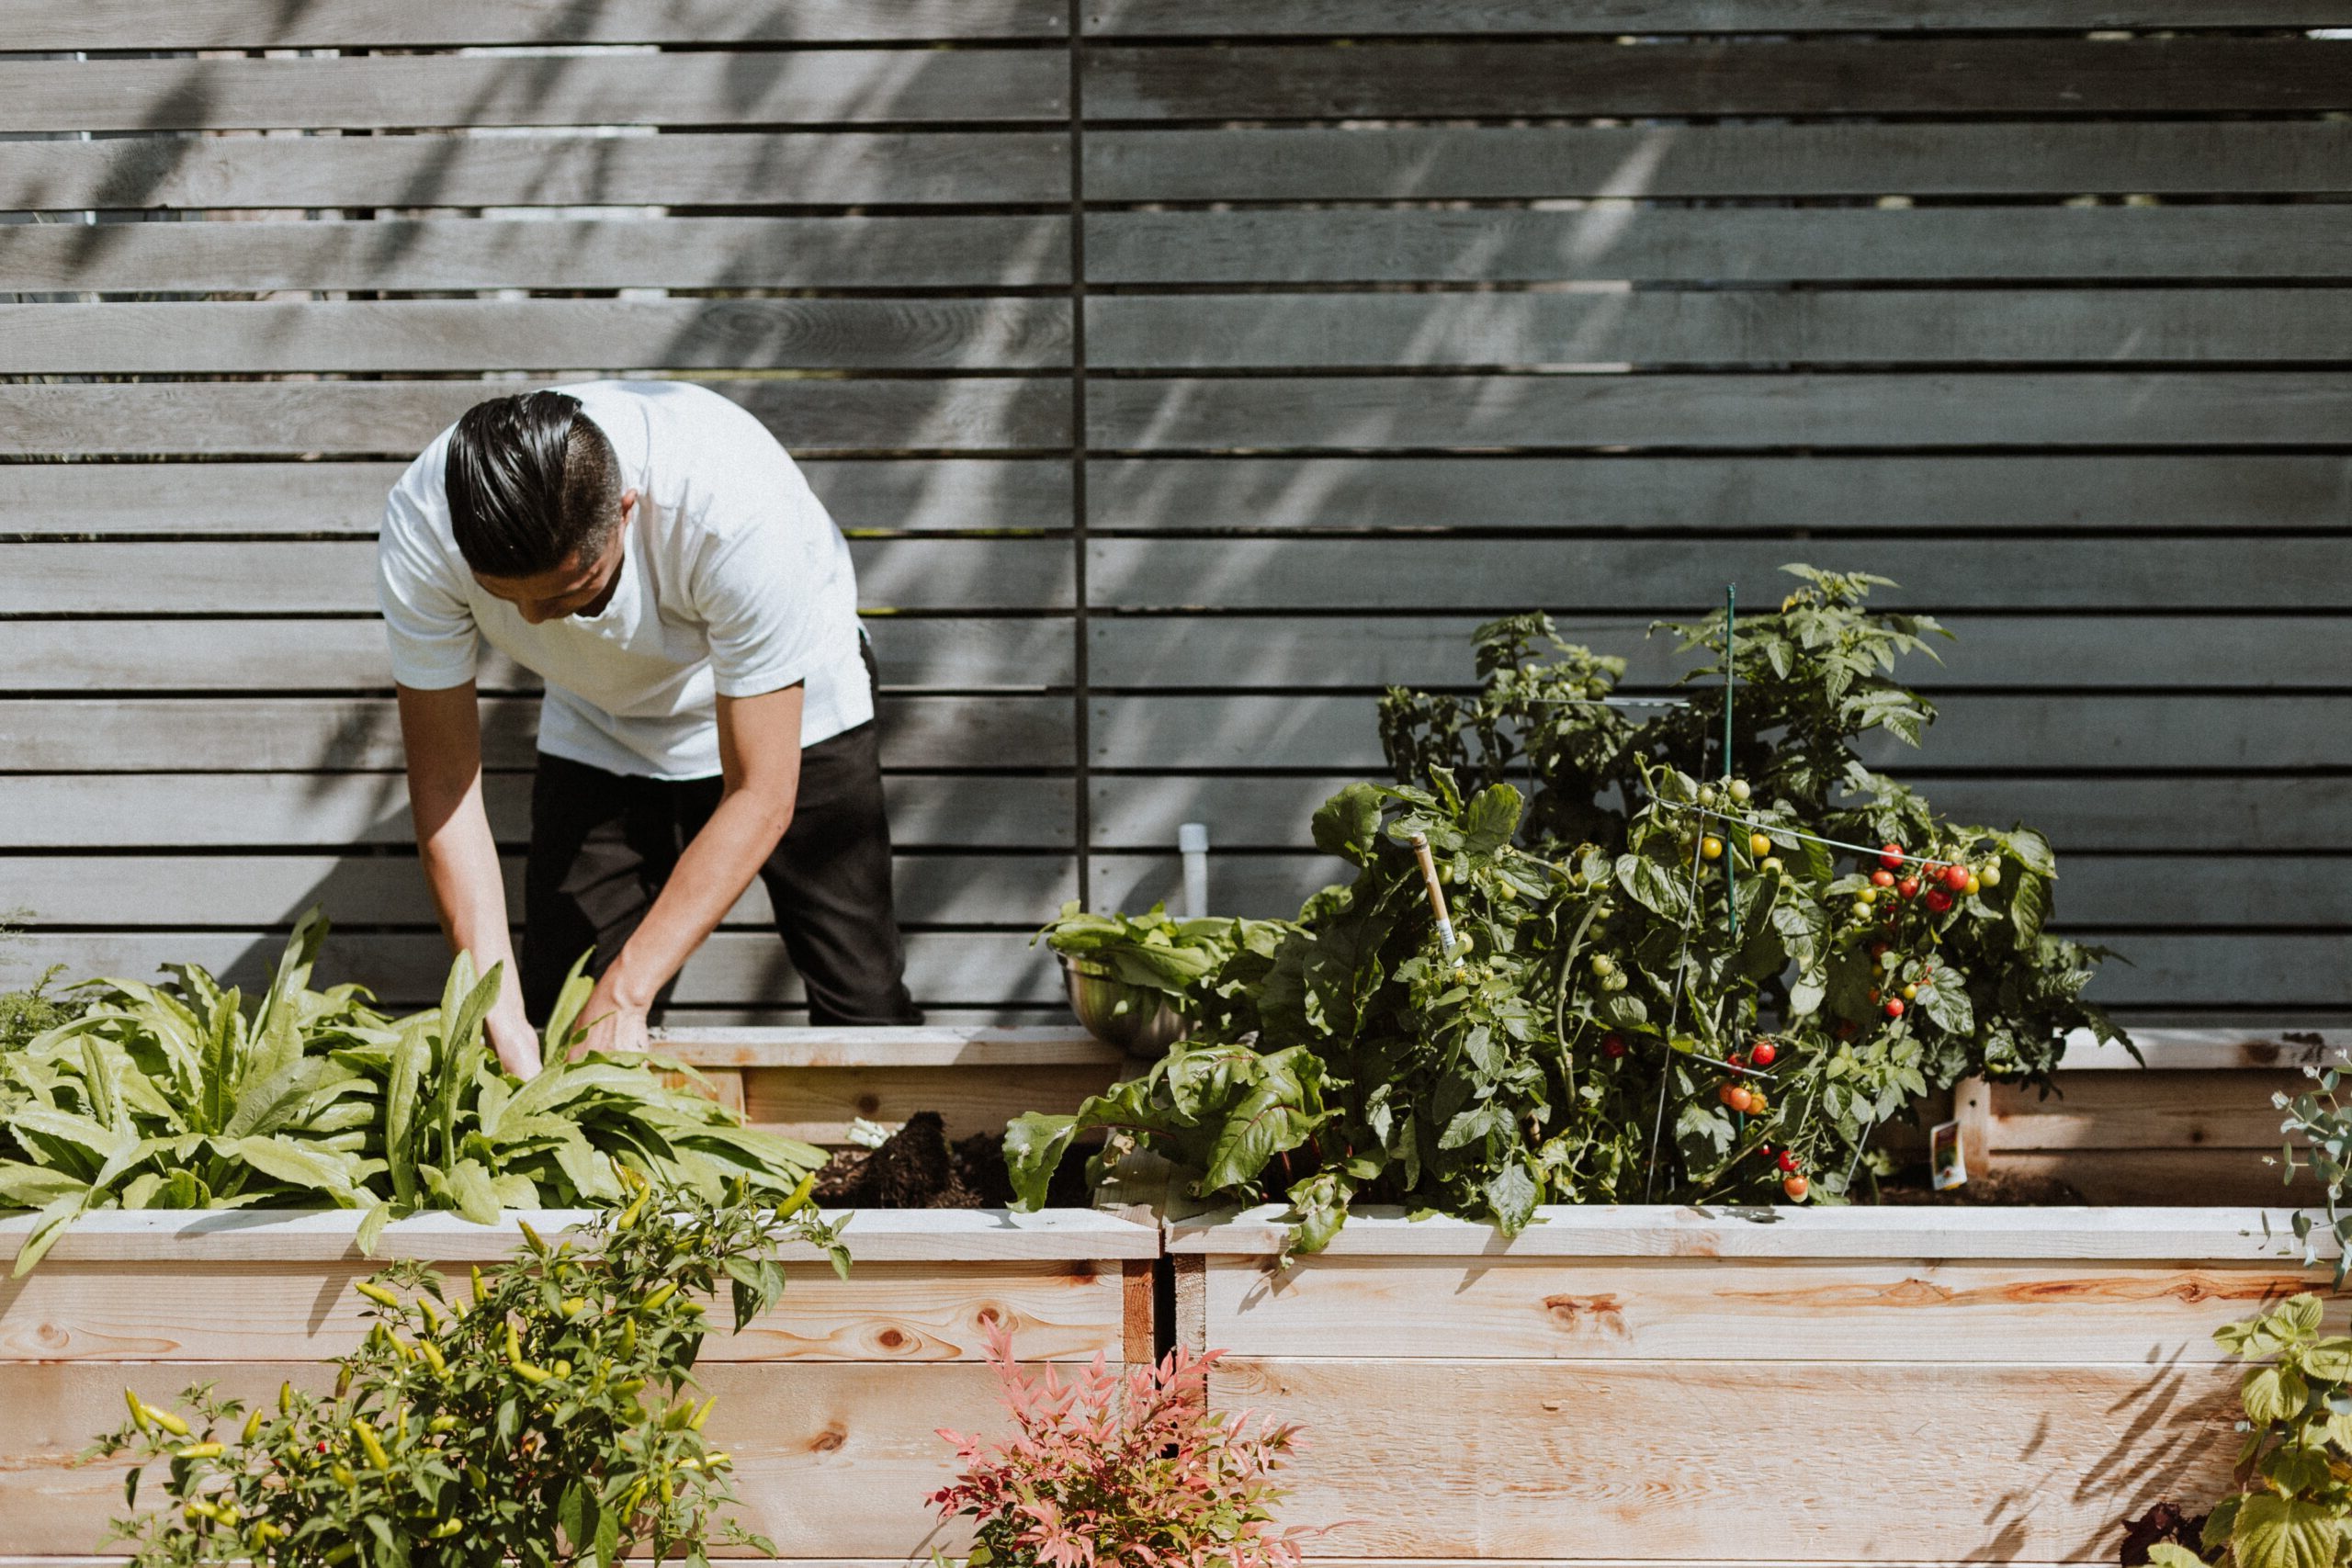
[519,660,920,1027]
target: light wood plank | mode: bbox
[740,1063,1120,1145]
[1,538,1074,614]
[1089,288,2352,369]
[2060,1029,2347,1072]
[1085,693,2352,771]
[1085,122,2352,201]
[0,299,1073,375]
[1087,536,2352,611]
[14,0,1065,48]
[1994,1149,2312,1208]
[1198,1254,2331,1362]
[0,378,1072,457]
[0,459,1071,536]
[0,1359,1011,1559]
[0,130,1069,210]
[1169,1202,2331,1261]
[0,1207,1155,1266]
[0,773,1077,851]
[0,694,1074,771]
[1085,38,2352,118]
[0,617,1074,692]
[1088,372,2352,451]
[0,1259,1117,1364]
[1090,775,2352,855]
[1989,1070,2303,1152]
[1090,204,2352,286]
[0,214,1070,292]
[1209,1357,2235,1561]
[1084,454,2352,532]
[1086,0,2352,29]
[1086,614,2352,690]
[658,1027,1110,1070]
[0,931,1065,1009]
[0,53,1065,134]
[0,852,1077,930]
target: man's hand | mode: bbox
[486,996,545,1078]
[577,970,652,1057]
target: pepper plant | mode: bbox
[85,1173,846,1566]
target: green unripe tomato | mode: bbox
[1590,954,1616,978]
[1699,785,1718,807]
[1728,779,1753,804]
[1979,863,2003,887]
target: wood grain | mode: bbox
[1085,0,2352,30]
[0,53,1066,134]
[0,130,1070,209]
[1197,1255,2332,1362]
[1988,1070,2303,1152]
[741,1064,1124,1145]
[0,214,1071,293]
[14,0,1065,47]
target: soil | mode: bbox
[811,1111,1100,1210]
[1875,1168,2086,1206]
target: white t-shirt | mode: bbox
[378,380,871,781]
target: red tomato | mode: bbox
[1883,998,1905,1019]
[1896,877,1920,900]
[1925,888,1953,914]
[1783,1175,1810,1201]
[1726,1086,1755,1114]
[1777,1150,1799,1173]
[1750,1042,1778,1067]
[1870,868,1894,888]
[1879,842,1905,871]
[1601,1033,1627,1059]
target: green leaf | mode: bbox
[2007,869,2049,952]
[1483,1158,1538,1235]
[2143,1547,2206,1568]
[1460,784,1523,856]
[218,1136,360,1207]
[1201,1055,1327,1192]
[1918,976,1974,1035]
[2233,1493,2340,1568]
[2245,1363,2309,1426]
[2284,1294,2326,1337]
[1001,1114,1080,1212]
[1615,854,1690,923]
[1310,784,1386,865]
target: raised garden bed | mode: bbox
[0,1205,1158,1562]
[1170,1202,2334,1565]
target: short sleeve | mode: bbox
[695,515,829,699]
[376,476,480,691]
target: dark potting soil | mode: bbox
[1875,1168,2086,1206]
[811,1111,1100,1210]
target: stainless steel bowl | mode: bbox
[1059,954,1190,1059]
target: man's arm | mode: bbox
[578,682,805,1054]
[396,681,543,1077]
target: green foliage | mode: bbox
[1035,901,1292,1036]
[2268,1061,2352,1290]
[0,965,83,1051]
[2165,1292,2352,1568]
[1009,568,2127,1249]
[0,911,825,1274]
[85,1177,846,1566]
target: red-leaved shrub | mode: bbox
[929,1321,1319,1568]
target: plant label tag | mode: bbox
[1929,1118,1968,1190]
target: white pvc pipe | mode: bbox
[1179,822,1211,919]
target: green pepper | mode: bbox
[176,1441,224,1460]
[352,1420,392,1472]
[355,1280,402,1311]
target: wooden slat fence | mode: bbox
[1,3,2345,1027]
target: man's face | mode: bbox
[473,490,636,625]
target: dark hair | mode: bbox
[443,390,622,578]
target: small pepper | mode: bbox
[517,1219,548,1256]
[176,1441,224,1460]
[148,1405,192,1438]
[639,1282,677,1314]
[352,1420,391,1472]
[123,1389,153,1435]
[242,1407,263,1443]
[355,1280,402,1311]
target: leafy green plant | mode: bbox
[1035,902,1287,1034]
[2269,1056,2352,1288]
[85,1175,846,1566]
[928,1322,1316,1568]
[2132,1292,2352,1568]
[0,909,84,1050]
[1008,569,2122,1250]
[0,912,823,1273]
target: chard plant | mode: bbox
[1009,567,2121,1249]
[929,1322,1317,1568]
[86,1175,845,1567]
[0,911,824,1273]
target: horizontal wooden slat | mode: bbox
[0,931,1062,1008]
[0,617,1076,693]
[1198,1255,2324,1363]
[1214,1357,2231,1561]
[0,459,1071,537]
[0,694,1074,772]
[0,852,1076,930]
[1091,852,2352,930]
[0,774,1076,850]
[0,1359,1008,1559]
[1086,694,2352,771]
[1087,538,2352,612]
[1088,372,2352,451]
[0,130,1070,210]
[2,538,1074,614]
[0,379,1072,457]
[1086,615,2352,690]
[1085,122,2352,200]
[1083,454,2352,532]
[1086,0,2352,30]
[1090,775,2352,853]
[657,1027,1108,1069]
[1089,288,2352,369]
[1988,1069,2300,1152]
[0,54,1066,135]
[2060,1028,2346,1072]
[1087,39,2352,119]
[14,0,1066,47]
[0,214,1071,292]
[0,299,1074,375]
[1089,205,2352,286]
[1994,1149,2310,1207]
[741,1062,1120,1145]
[0,1258,1114,1364]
